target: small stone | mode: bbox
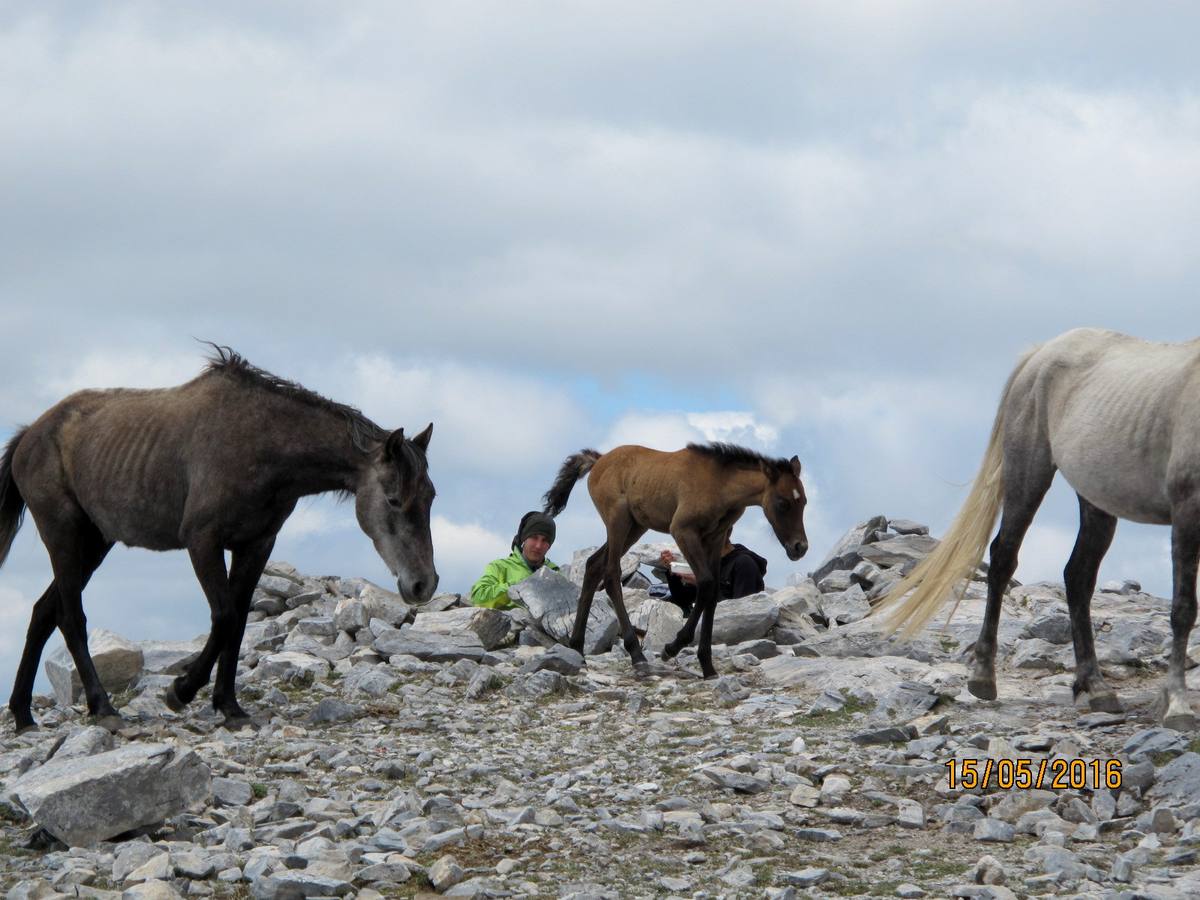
[973,818,1015,843]
[794,827,842,842]
[971,854,1006,885]
[428,855,464,892]
[781,868,829,887]
[820,774,851,804]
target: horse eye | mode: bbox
[386,496,402,509]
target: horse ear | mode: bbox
[790,456,802,478]
[412,422,433,453]
[384,428,406,461]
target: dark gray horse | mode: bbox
[0,346,438,732]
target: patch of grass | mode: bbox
[805,692,876,725]
[906,856,967,880]
[829,878,901,896]
[1188,737,1200,755]
[251,783,269,799]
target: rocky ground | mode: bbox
[3,517,1200,900]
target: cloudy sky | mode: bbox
[2,2,1198,695]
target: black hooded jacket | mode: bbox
[665,543,768,613]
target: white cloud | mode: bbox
[42,349,201,403]
[338,356,590,476]
[686,412,779,448]
[601,410,780,454]
[278,502,353,540]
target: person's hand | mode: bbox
[659,550,676,565]
[680,571,697,586]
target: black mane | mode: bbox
[204,344,388,452]
[687,441,791,476]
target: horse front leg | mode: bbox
[1064,496,1121,712]
[210,536,276,725]
[662,530,719,676]
[1164,510,1199,730]
[166,534,235,717]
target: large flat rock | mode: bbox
[758,653,966,704]
[508,567,618,655]
[44,629,145,707]
[5,743,210,847]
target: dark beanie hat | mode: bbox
[514,510,556,550]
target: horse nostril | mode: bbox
[412,580,425,598]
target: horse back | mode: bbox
[1011,328,1200,523]
[13,376,266,550]
[587,444,735,534]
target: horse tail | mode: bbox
[876,348,1039,638]
[0,428,28,569]
[542,449,602,516]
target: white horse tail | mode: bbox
[876,347,1038,638]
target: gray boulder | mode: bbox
[373,627,488,664]
[819,585,870,625]
[811,516,888,582]
[857,534,939,569]
[709,594,780,645]
[6,743,210,847]
[508,567,618,655]
[44,628,145,707]
[630,601,686,653]
[1147,752,1200,808]
[138,639,204,676]
[409,607,512,651]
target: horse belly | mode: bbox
[1051,413,1173,525]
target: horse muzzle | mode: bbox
[786,540,808,561]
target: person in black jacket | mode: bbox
[654,537,768,617]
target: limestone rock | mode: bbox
[6,743,211,847]
[44,629,145,707]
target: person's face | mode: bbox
[522,533,552,564]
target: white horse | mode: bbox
[877,327,1200,730]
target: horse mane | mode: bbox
[203,344,388,453]
[687,441,792,477]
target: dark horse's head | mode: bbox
[760,456,808,561]
[356,423,439,604]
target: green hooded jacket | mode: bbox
[469,549,559,609]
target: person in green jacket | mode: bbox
[470,511,560,609]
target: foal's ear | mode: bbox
[412,422,433,453]
[790,456,802,478]
[384,428,406,461]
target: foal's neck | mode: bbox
[728,467,772,508]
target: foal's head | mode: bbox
[356,423,438,605]
[760,456,808,561]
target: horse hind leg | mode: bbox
[1064,495,1121,713]
[601,523,649,674]
[1164,502,1200,730]
[970,449,1054,701]
[569,544,607,654]
[9,584,60,732]
[40,520,119,729]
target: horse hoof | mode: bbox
[1164,711,1198,732]
[221,713,255,731]
[163,683,187,712]
[632,660,652,679]
[13,720,38,735]
[967,678,998,701]
[91,714,125,733]
[1088,693,1124,714]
